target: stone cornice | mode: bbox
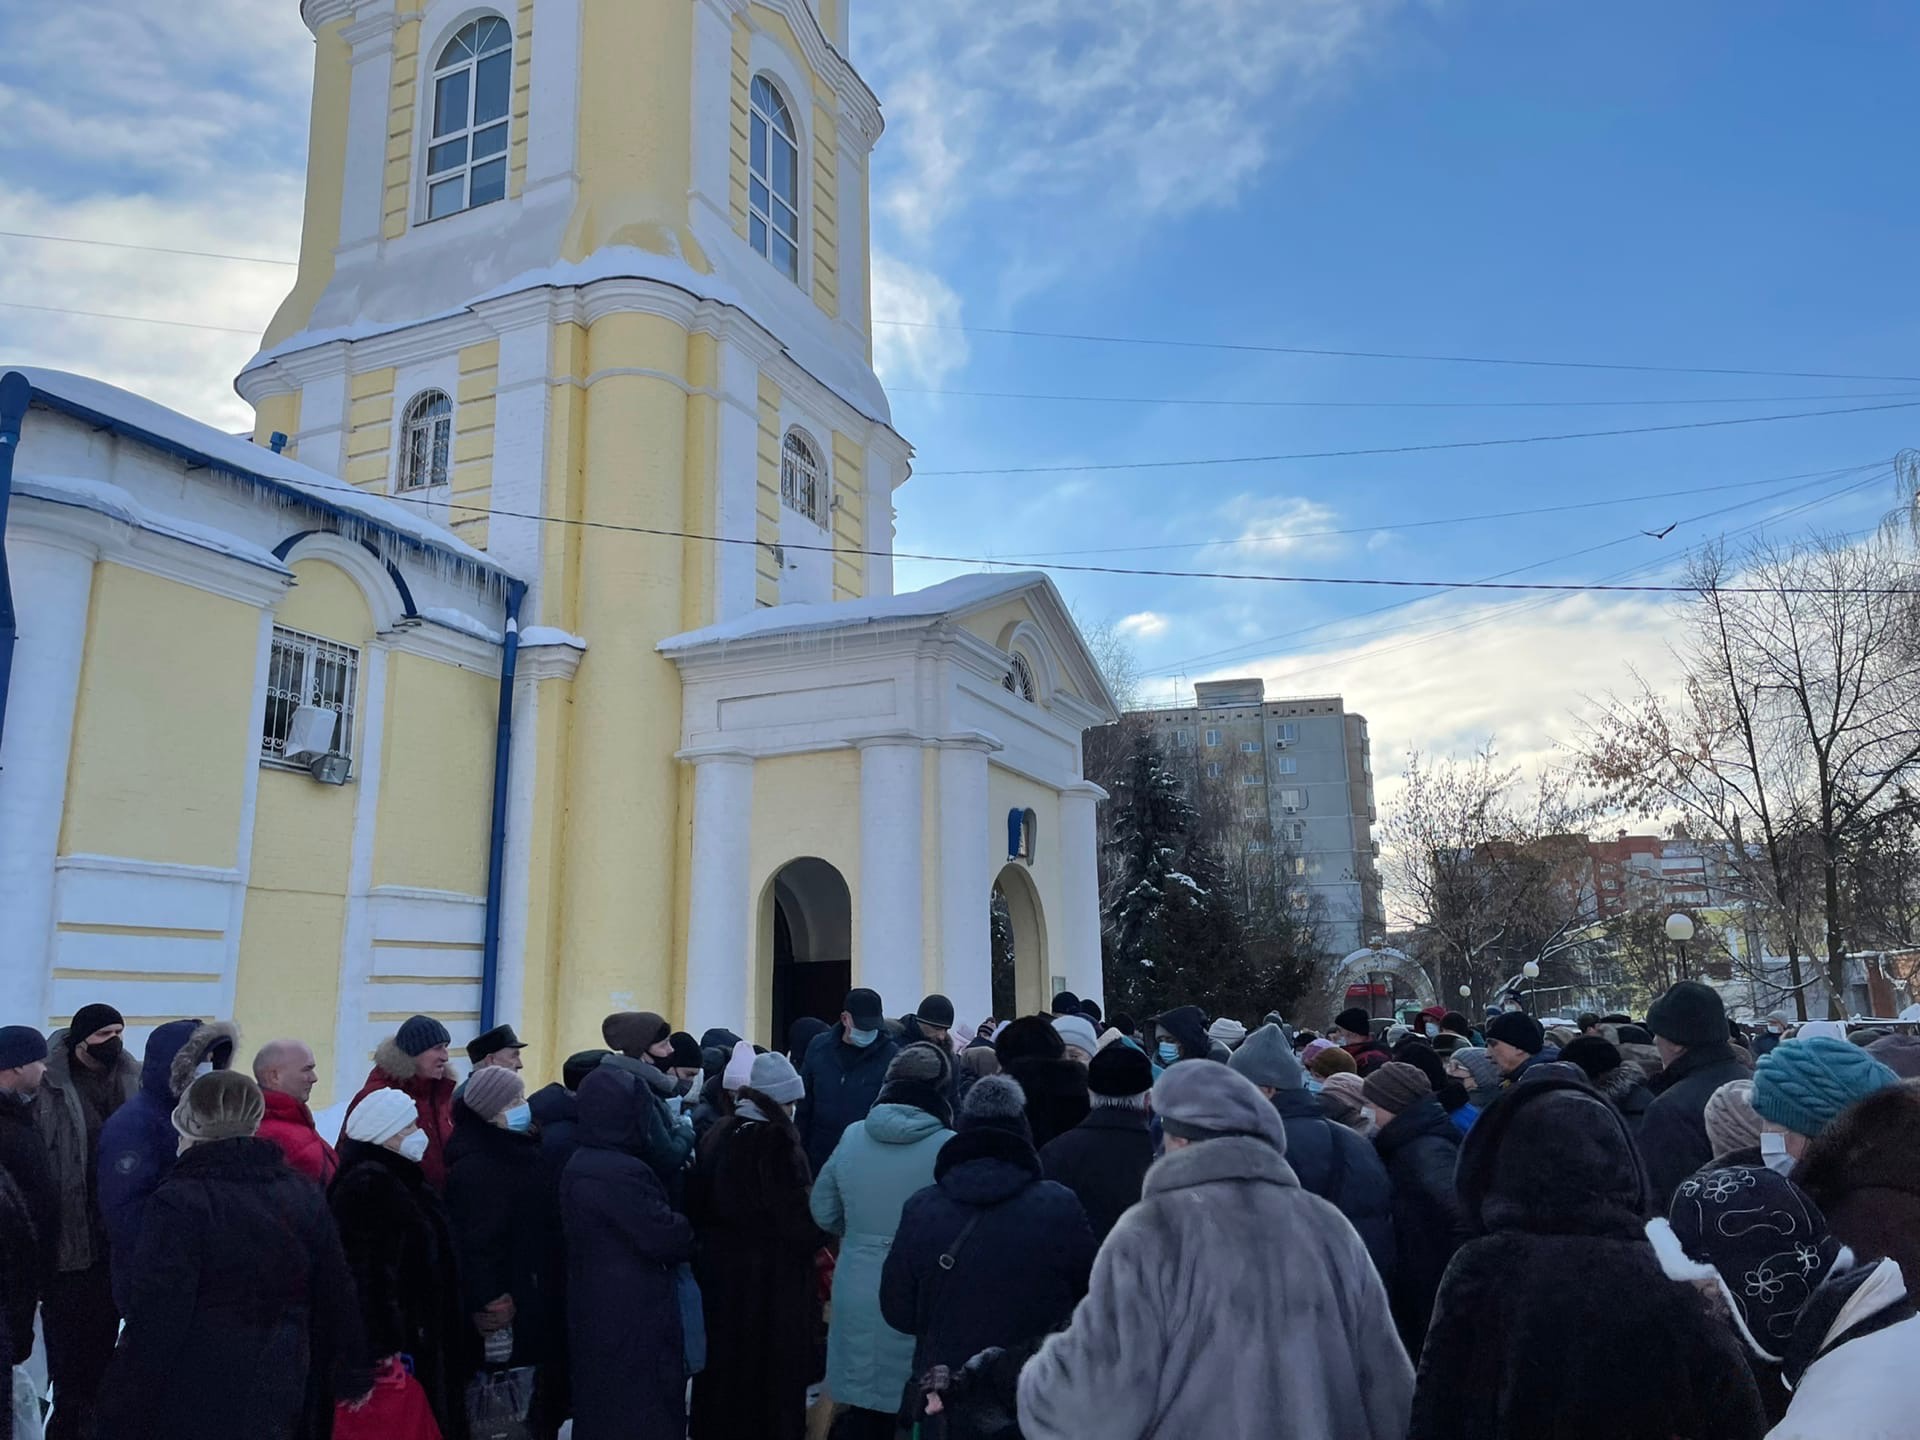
[517,636,587,684]
[9,492,294,609]
[730,0,883,150]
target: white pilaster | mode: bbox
[682,749,756,1035]
[330,643,390,1103]
[856,735,924,1013]
[935,736,998,1026]
[1058,781,1107,1007]
[0,526,98,1022]
[339,9,402,251]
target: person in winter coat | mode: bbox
[1790,1078,1920,1294]
[1410,1073,1765,1440]
[1018,1060,1414,1440]
[812,1043,956,1439]
[32,1006,138,1440]
[97,1072,364,1440]
[788,1015,832,1066]
[0,1166,36,1435]
[796,989,901,1176]
[1363,1062,1466,1361]
[97,1017,237,1311]
[1638,981,1754,1206]
[592,1040,698,1195]
[1752,1011,1791,1058]
[1748,1036,1898,1173]
[1653,1163,1917,1437]
[955,1044,1001,1108]
[1332,1007,1393,1076]
[340,1013,457,1190]
[0,1028,54,1352]
[686,1052,822,1440]
[1149,1005,1213,1067]
[521,1048,602,1431]
[881,1076,1095,1394]
[1231,1024,1395,1283]
[991,1016,1089,1150]
[1484,1012,1562,1088]
[561,1063,695,1440]
[1702,1078,1766,1165]
[445,1064,555,1429]
[251,1039,337,1184]
[330,1086,473,1439]
[1039,1042,1155,1243]
[1559,1035,1655,1132]
[1394,1038,1479,1136]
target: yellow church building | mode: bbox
[0,0,1116,1102]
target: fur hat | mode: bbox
[1229,1025,1302,1091]
[1646,981,1727,1049]
[1334,1007,1373,1037]
[396,1014,450,1057]
[1309,1046,1357,1078]
[172,1070,265,1143]
[1361,1061,1432,1115]
[345,1088,421,1145]
[1207,1017,1248,1049]
[1154,1058,1287,1152]
[462,1064,524,1122]
[748,1051,806,1105]
[960,1074,1030,1139]
[1486,1012,1545,1056]
[1449,1047,1500,1094]
[1752,1037,1899,1139]
[1703,1078,1764,1158]
[1088,1042,1153,1098]
[1052,1013,1099,1056]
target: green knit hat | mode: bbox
[1751,1037,1899,1139]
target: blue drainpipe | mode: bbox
[0,371,32,758]
[479,579,528,1031]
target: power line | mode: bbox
[915,401,1920,477]
[0,301,259,335]
[874,318,1920,385]
[0,229,296,267]
[892,386,1920,411]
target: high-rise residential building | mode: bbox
[1137,679,1382,955]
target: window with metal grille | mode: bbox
[261,627,360,765]
[750,75,801,282]
[398,390,452,491]
[425,17,512,221]
[780,428,828,526]
[1003,651,1037,703]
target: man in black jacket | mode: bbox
[1638,981,1751,1206]
[1040,1043,1155,1241]
[796,988,899,1175]
[0,1026,55,1363]
[1364,1061,1465,1362]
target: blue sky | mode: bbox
[4,0,1916,778]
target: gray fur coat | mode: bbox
[1017,1135,1413,1440]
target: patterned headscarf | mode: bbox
[1655,1166,1842,1361]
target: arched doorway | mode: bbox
[1327,944,1437,1019]
[991,864,1048,1018]
[765,858,852,1048]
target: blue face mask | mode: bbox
[848,1026,880,1048]
[503,1102,533,1133]
[1305,1076,1324,1093]
[1157,1042,1181,1065]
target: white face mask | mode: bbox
[193,1060,215,1079]
[1359,1106,1377,1130]
[1759,1130,1795,1175]
[397,1130,430,1164]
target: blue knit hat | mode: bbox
[1751,1036,1899,1139]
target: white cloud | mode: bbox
[870,249,971,389]
[1117,610,1170,638]
[1206,494,1346,562]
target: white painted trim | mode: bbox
[744,42,814,295]
[515,638,585,683]
[275,531,413,631]
[524,0,583,187]
[225,609,278,1020]
[737,0,882,148]
[302,0,356,32]
[53,854,243,883]
[384,619,505,674]
[9,491,293,609]
[331,642,390,1101]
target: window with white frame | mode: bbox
[1239,740,1259,753]
[1275,721,1299,743]
[1242,773,1263,786]
[1288,820,1307,842]
[1205,761,1221,779]
[1003,651,1037,703]
[397,390,452,491]
[261,626,360,765]
[1277,756,1298,774]
[1174,727,1193,747]
[1204,729,1220,747]
[425,18,512,221]
[780,428,828,526]
[749,75,801,282]
[1279,788,1304,810]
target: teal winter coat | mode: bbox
[809,1103,954,1411]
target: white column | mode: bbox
[1058,782,1107,1008]
[0,524,98,1023]
[682,749,756,1034]
[338,13,402,250]
[857,735,924,1014]
[936,737,996,1028]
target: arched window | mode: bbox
[780,428,828,526]
[749,75,801,282]
[425,17,513,221]
[1003,651,1037,703]
[398,390,453,491]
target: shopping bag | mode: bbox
[12,1366,45,1440]
[677,1262,707,1376]
[466,1365,538,1440]
[334,1357,442,1440]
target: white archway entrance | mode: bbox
[992,864,1048,1018]
[1328,943,1437,1018]
[762,857,852,1048]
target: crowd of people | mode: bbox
[0,980,1916,1438]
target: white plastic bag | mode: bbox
[12,1366,46,1440]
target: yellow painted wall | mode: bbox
[747,751,861,1045]
[345,367,397,491]
[830,429,864,599]
[370,653,496,894]
[261,22,350,349]
[452,340,500,549]
[755,374,782,606]
[810,101,839,316]
[507,0,535,198]
[236,559,375,1103]
[59,566,259,869]
[988,768,1067,1013]
[251,391,303,459]
[728,18,752,238]
[959,598,1088,702]
[381,19,421,241]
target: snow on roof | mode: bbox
[13,473,292,577]
[658,571,1049,654]
[11,368,514,587]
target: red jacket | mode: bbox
[257,1088,338,1184]
[341,1038,458,1190]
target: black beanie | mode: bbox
[563,1049,609,1091]
[68,1003,124,1049]
[1559,1035,1624,1082]
[1486,1011,1545,1056]
[1335,1007,1373,1037]
[1050,991,1082,1017]
[1646,981,1727,1049]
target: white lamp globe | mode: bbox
[1521,961,1541,981]
[1665,913,1696,944]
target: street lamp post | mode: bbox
[1522,960,1540,1013]
[1666,913,1696,983]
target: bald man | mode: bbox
[252,1040,337,1183]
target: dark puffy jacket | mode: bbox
[1373,1095,1466,1361]
[97,1138,363,1440]
[796,1026,900,1176]
[329,1139,474,1439]
[0,1089,56,1325]
[1588,1062,1656,1133]
[881,1127,1096,1382]
[97,1018,237,1311]
[1039,1106,1154,1242]
[562,1066,695,1440]
[34,1030,139,1273]
[1794,1082,1920,1298]
[1003,1057,1090,1151]
[1638,1041,1751,1207]
[1270,1084,1395,1284]
[0,1168,38,1376]
[444,1102,554,1366]
[1411,1076,1765,1440]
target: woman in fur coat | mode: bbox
[1409,1073,1766,1440]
